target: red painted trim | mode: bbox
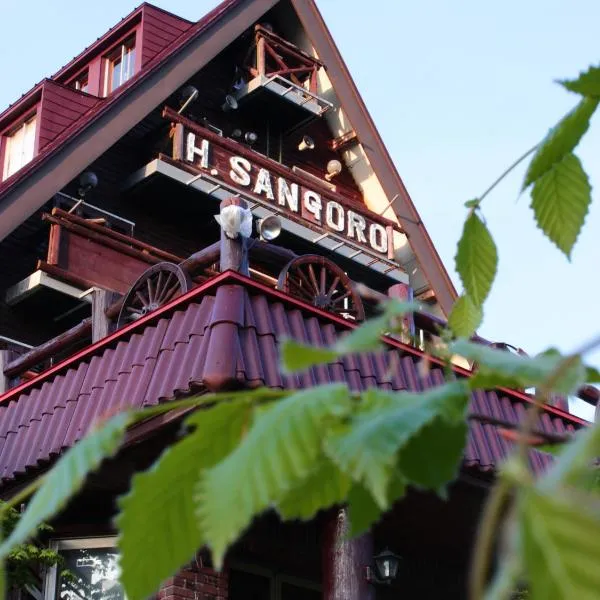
[0,270,587,427]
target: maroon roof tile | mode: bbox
[0,274,586,487]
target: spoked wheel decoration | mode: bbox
[117,262,192,328]
[276,255,365,320]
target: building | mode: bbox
[0,1,593,599]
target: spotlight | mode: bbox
[77,171,98,198]
[244,131,258,145]
[231,128,243,139]
[325,159,342,181]
[298,135,315,152]
[257,215,282,241]
[178,85,199,115]
[221,94,238,112]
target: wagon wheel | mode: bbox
[117,262,192,328]
[276,255,365,320]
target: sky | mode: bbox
[1,0,598,418]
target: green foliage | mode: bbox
[276,459,351,520]
[520,487,600,600]
[324,382,470,508]
[117,399,252,600]
[452,340,586,395]
[448,294,483,338]
[455,212,498,307]
[561,65,600,97]
[195,384,351,568]
[530,153,592,258]
[0,413,130,562]
[280,299,421,373]
[523,98,598,189]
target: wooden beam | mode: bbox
[4,319,92,378]
[322,508,375,600]
[0,351,10,394]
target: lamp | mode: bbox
[221,94,238,112]
[231,128,243,139]
[366,549,401,585]
[325,159,342,181]
[298,135,315,151]
[244,131,258,145]
[257,215,282,241]
[77,171,98,198]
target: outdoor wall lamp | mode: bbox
[365,548,402,585]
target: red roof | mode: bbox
[0,272,582,486]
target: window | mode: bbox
[44,537,125,600]
[229,564,320,600]
[103,37,136,95]
[2,115,36,180]
[73,72,89,94]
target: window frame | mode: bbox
[102,35,136,96]
[43,536,119,600]
[1,112,38,181]
[73,71,90,94]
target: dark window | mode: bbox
[103,36,136,95]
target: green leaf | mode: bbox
[279,340,340,374]
[280,299,421,373]
[585,365,600,383]
[452,340,586,395]
[523,98,598,189]
[196,384,351,567]
[521,487,600,600]
[397,419,468,492]
[448,295,483,338]
[540,423,600,492]
[0,413,129,560]
[530,152,591,258]
[117,400,252,600]
[561,65,600,97]
[455,212,497,307]
[277,458,351,521]
[324,382,470,509]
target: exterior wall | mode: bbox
[158,561,228,600]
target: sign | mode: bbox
[183,130,397,259]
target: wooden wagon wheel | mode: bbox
[276,255,365,320]
[117,262,192,328]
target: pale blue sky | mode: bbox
[1,1,598,418]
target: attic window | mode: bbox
[73,71,89,93]
[2,114,36,181]
[102,36,136,95]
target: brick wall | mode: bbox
[158,557,228,600]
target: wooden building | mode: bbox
[0,1,593,599]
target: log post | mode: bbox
[388,282,414,344]
[92,288,114,342]
[218,197,250,276]
[0,349,10,394]
[322,508,375,600]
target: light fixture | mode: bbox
[231,128,243,139]
[257,215,282,241]
[178,85,199,115]
[298,135,315,152]
[77,171,98,198]
[366,549,401,585]
[214,204,253,239]
[244,131,258,145]
[221,94,238,112]
[325,159,342,181]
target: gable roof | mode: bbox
[0,270,582,488]
[0,0,457,314]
